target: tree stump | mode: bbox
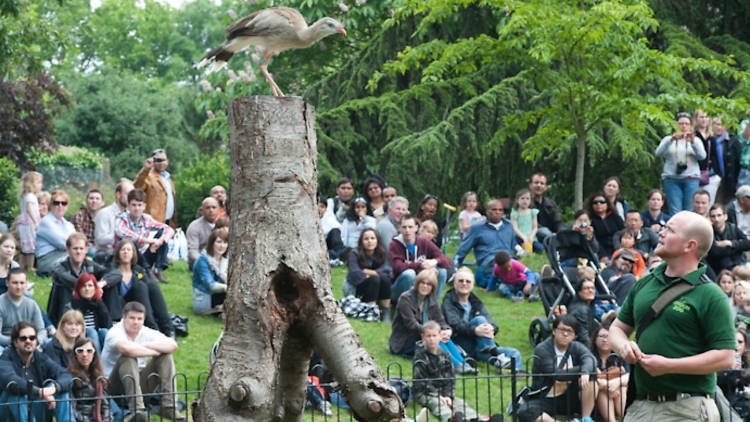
[193,96,403,422]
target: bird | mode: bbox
[197,7,347,96]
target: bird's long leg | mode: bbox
[259,52,284,97]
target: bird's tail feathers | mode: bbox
[196,45,234,74]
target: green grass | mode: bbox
[28,235,551,419]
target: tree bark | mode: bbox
[193,96,403,422]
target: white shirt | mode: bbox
[101,321,169,376]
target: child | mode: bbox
[16,171,43,271]
[418,220,439,242]
[458,191,483,239]
[737,296,750,330]
[488,251,539,302]
[412,321,481,422]
[510,189,541,254]
[732,280,750,320]
[610,229,645,277]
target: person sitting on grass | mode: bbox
[344,228,392,323]
[70,272,112,352]
[389,268,476,375]
[486,251,539,302]
[412,320,482,422]
[517,314,597,422]
[442,267,522,372]
[192,227,229,316]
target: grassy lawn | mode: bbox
[28,231,552,420]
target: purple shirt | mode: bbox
[492,259,528,286]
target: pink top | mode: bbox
[492,259,528,286]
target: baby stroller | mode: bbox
[528,229,617,346]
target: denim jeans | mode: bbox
[497,281,530,299]
[0,390,73,422]
[390,268,447,303]
[470,316,523,370]
[663,177,699,214]
[86,326,108,352]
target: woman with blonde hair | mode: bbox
[43,309,86,369]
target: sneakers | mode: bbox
[415,407,428,422]
[124,410,149,422]
[316,400,333,416]
[329,258,345,267]
[159,407,186,421]
[492,354,512,373]
[528,294,541,302]
[455,362,478,375]
[541,264,553,279]
[512,295,524,303]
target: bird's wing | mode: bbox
[225,7,307,41]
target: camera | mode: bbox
[676,162,688,174]
[578,222,588,228]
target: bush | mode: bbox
[174,151,230,229]
[27,146,104,191]
[0,157,19,225]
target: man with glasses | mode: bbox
[600,248,638,305]
[0,269,48,347]
[186,197,221,269]
[134,148,177,229]
[610,211,735,421]
[441,267,523,372]
[517,314,597,422]
[0,321,73,422]
[35,189,76,277]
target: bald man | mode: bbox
[609,211,735,421]
[186,197,220,269]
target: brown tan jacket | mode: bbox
[134,167,177,228]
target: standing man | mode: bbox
[102,301,183,421]
[454,199,516,288]
[609,211,735,421]
[709,117,741,204]
[0,321,73,422]
[95,178,135,256]
[134,148,177,228]
[71,188,104,248]
[115,189,174,283]
[376,196,409,251]
[186,197,220,269]
[530,173,565,242]
[210,185,228,219]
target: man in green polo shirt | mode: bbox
[610,211,735,422]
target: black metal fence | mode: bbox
[0,362,745,422]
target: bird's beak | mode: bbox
[337,28,347,36]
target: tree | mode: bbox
[193,97,402,421]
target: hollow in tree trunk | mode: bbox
[192,96,403,422]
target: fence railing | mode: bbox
[0,363,745,422]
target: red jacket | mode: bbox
[388,235,452,281]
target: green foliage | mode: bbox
[173,151,230,229]
[0,157,19,224]
[26,146,103,190]
[53,69,200,180]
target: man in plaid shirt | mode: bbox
[71,188,103,247]
[115,189,174,283]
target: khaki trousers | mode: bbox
[108,354,177,411]
[624,396,719,422]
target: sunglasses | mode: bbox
[52,201,68,206]
[75,347,95,355]
[17,335,36,342]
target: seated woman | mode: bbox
[344,228,392,322]
[389,268,476,374]
[35,189,76,276]
[567,278,599,346]
[0,233,21,294]
[362,176,387,222]
[68,337,115,422]
[586,192,623,261]
[589,325,628,422]
[341,197,377,250]
[43,309,87,369]
[70,273,112,352]
[416,194,444,247]
[192,227,229,316]
[101,238,173,335]
[641,189,671,233]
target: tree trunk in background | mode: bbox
[193,96,403,422]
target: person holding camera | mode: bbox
[134,148,177,230]
[655,112,707,214]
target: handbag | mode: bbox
[700,138,711,186]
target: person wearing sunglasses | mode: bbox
[35,189,76,277]
[0,320,74,422]
[586,192,624,262]
[68,337,118,422]
[134,148,178,230]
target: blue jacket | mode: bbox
[454,219,516,266]
[192,253,226,295]
[0,347,72,396]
